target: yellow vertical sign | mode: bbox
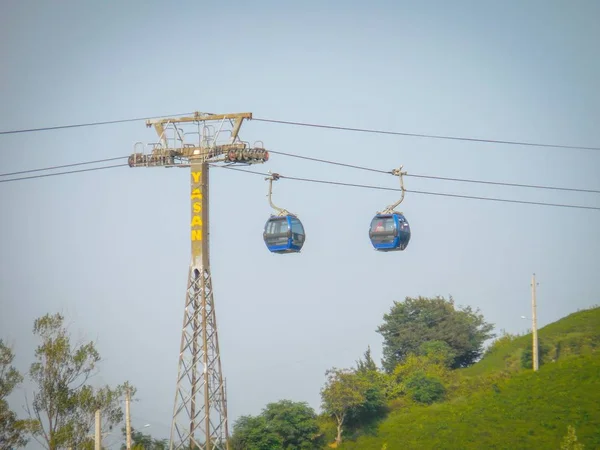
[190,165,203,259]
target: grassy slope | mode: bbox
[339,307,600,450]
[463,306,600,377]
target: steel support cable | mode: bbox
[266,149,600,194]
[1,112,599,152]
[1,148,596,195]
[406,172,600,194]
[211,164,600,211]
[266,149,390,175]
[1,158,596,210]
[0,113,195,135]
[252,117,600,152]
[0,164,128,183]
[0,148,597,204]
[0,156,128,177]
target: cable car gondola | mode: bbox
[369,213,410,251]
[369,166,411,252]
[263,214,306,253]
[263,173,306,254]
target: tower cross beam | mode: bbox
[147,112,252,149]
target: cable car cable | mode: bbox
[407,172,600,194]
[1,111,599,153]
[3,149,598,195]
[0,163,128,183]
[0,112,195,135]
[253,117,600,152]
[266,149,390,175]
[1,149,598,205]
[266,149,600,194]
[0,156,128,177]
[0,157,597,210]
[212,165,600,211]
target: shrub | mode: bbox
[521,339,552,369]
[404,372,446,405]
[483,330,520,357]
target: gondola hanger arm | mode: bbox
[381,166,407,214]
[266,172,293,216]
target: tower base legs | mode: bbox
[169,265,229,450]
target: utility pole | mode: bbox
[531,273,539,371]
[126,386,132,450]
[95,409,101,450]
[129,112,268,450]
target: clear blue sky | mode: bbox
[1,0,599,447]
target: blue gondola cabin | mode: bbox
[263,215,306,254]
[369,213,411,251]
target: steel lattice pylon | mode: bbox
[128,112,268,450]
[170,159,229,450]
[170,264,228,450]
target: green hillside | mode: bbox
[463,306,600,376]
[338,307,600,450]
[340,353,600,449]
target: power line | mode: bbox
[253,117,600,152]
[0,156,128,177]
[0,164,128,183]
[267,149,600,194]
[0,112,194,135]
[213,165,600,211]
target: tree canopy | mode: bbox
[346,347,387,430]
[121,426,168,450]
[1,340,32,449]
[26,313,129,450]
[376,296,495,372]
[320,368,370,446]
[230,399,322,450]
[231,414,283,450]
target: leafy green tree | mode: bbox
[25,313,129,450]
[356,346,378,374]
[385,351,452,400]
[261,400,323,449]
[1,340,33,448]
[417,340,456,368]
[315,414,338,447]
[230,400,322,450]
[120,426,168,450]
[346,348,388,430]
[377,296,495,372]
[345,380,387,432]
[230,414,282,450]
[320,368,369,446]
